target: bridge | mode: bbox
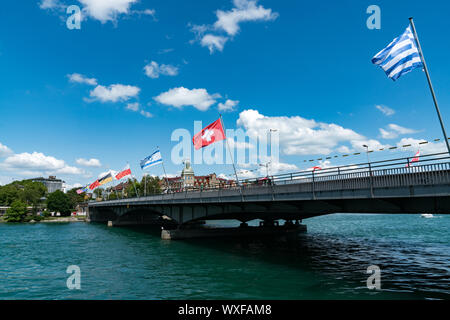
[88,153,450,239]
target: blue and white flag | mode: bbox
[140,150,162,170]
[372,26,423,81]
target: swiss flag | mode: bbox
[193,119,226,150]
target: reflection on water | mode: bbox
[0,214,448,300]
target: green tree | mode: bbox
[140,176,161,196]
[47,190,72,216]
[66,188,85,208]
[4,200,28,222]
[125,179,140,198]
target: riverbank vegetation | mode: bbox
[0,179,86,223]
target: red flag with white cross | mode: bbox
[192,119,226,150]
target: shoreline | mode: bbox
[0,217,87,224]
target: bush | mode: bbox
[4,200,28,222]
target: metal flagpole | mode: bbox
[132,174,139,198]
[144,173,147,197]
[219,114,240,187]
[409,17,450,154]
[158,146,171,194]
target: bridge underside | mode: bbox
[88,194,450,227]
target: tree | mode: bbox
[66,188,85,208]
[140,176,162,196]
[47,190,72,216]
[125,179,140,198]
[4,200,28,222]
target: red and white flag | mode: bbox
[115,164,132,180]
[192,119,226,150]
[406,150,420,167]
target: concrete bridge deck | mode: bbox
[88,154,450,229]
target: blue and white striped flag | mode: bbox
[372,26,424,81]
[140,150,163,170]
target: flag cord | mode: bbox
[409,17,450,154]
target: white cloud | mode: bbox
[0,152,84,176]
[214,0,279,36]
[379,124,418,139]
[76,158,102,167]
[78,0,138,23]
[191,0,277,53]
[397,138,446,155]
[154,87,221,111]
[227,138,254,150]
[68,73,98,86]
[89,84,140,103]
[140,110,153,118]
[125,102,152,118]
[200,34,228,53]
[126,102,140,111]
[144,61,179,79]
[0,143,13,158]
[39,0,62,9]
[376,105,395,116]
[237,109,387,156]
[218,99,239,112]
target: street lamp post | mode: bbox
[363,144,371,164]
[268,129,278,177]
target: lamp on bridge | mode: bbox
[363,144,372,165]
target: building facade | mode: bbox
[161,160,236,191]
[32,176,64,193]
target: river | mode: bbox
[0,214,448,299]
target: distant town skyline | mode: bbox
[1,0,450,190]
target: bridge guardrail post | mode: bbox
[312,171,316,200]
[369,163,374,198]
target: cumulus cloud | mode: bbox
[144,61,179,79]
[376,105,395,116]
[397,138,446,155]
[237,109,387,156]
[379,124,419,139]
[154,87,221,111]
[218,99,239,112]
[78,0,137,23]
[76,158,102,167]
[89,84,140,103]
[214,0,278,36]
[39,0,63,9]
[0,152,84,176]
[140,110,153,118]
[0,143,13,158]
[190,0,277,53]
[125,102,152,118]
[68,73,98,86]
[200,34,229,53]
[126,102,140,112]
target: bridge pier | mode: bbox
[161,221,307,240]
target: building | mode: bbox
[32,176,64,193]
[161,160,236,191]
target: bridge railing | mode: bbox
[93,153,450,203]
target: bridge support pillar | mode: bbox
[161,223,307,240]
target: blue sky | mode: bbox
[1,0,450,189]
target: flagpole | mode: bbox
[219,114,240,186]
[158,146,171,194]
[132,174,139,198]
[409,17,450,154]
